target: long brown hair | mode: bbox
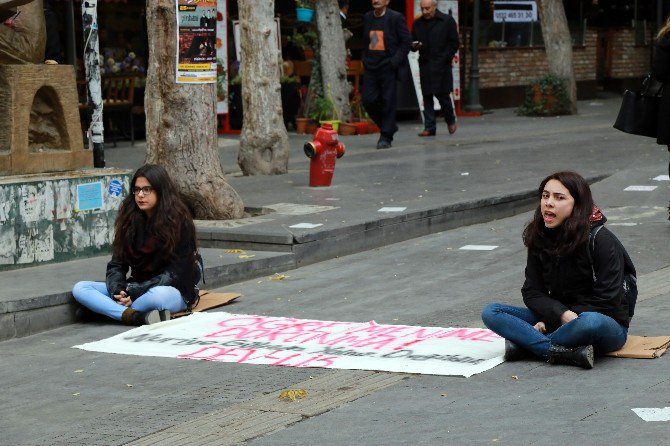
[658,16,670,39]
[523,171,593,257]
[113,164,195,260]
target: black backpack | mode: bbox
[587,225,638,323]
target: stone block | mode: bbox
[0,64,92,175]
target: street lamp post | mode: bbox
[465,0,483,114]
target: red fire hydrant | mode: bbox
[303,123,345,187]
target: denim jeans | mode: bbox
[72,281,187,321]
[481,303,628,359]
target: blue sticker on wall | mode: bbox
[77,182,103,211]
[108,179,123,198]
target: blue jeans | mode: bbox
[72,281,187,321]
[481,303,628,359]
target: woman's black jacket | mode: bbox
[105,222,197,306]
[521,224,631,330]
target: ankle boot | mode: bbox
[547,344,594,369]
[504,340,534,361]
[121,308,161,326]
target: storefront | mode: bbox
[49,0,670,139]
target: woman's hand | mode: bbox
[533,321,546,333]
[114,290,132,307]
[560,310,579,325]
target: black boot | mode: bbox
[504,340,534,361]
[121,308,162,326]
[547,344,594,369]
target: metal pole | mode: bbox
[464,0,483,113]
[64,0,76,65]
[81,0,105,167]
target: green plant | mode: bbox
[280,75,300,84]
[287,29,318,52]
[229,74,242,86]
[295,0,315,8]
[309,95,337,121]
[516,74,571,117]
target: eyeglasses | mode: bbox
[132,186,154,195]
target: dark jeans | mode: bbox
[362,66,398,141]
[422,91,455,132]
[481,303,628,359]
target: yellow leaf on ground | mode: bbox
[224,249,245,253]
[279,389,307,401]
[239,254,255,259]
[270,274,289,281]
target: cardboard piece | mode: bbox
[606,335,670,359]
[172,290,241,318]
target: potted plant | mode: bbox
[516,74,571,117]
[295,0,315,22]
[309,94,340,132]
[295,85,314,134]
[287,29,318,59]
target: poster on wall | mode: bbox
[409,0,460,115]
[216,1,228,114]
[176,0,217,84]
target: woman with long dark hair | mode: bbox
[652,15,670,218]
[73,164,199,325]
[482,171,635,369]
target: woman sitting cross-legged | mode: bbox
[72,164,199,325]
[482,171,635,369]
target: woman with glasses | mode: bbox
[72,164,199,325]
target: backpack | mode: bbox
[587,225,638,323]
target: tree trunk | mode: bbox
[237,0,289,175]
[145,0,244,220]
[315,0,351,122]
[537,0,577,114]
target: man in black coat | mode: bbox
[411,0,459,136]
[362,0,412,149]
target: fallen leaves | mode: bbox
[279,389,307,402]
[270,273,289,281]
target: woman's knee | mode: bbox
[575,312,605,331]
[481,303,504,324]
[72,281,95,300]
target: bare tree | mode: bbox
[537,0,577,114]
[145,0,244,219]
[315,0,351,122]
[237,0,289,175]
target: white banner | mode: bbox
[74,312,504,378]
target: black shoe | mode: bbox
[377,138,392,149]
[504,340,534,361]
[547,344,594,369]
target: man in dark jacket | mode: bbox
[411,0,459,136]
[362,0,411,149]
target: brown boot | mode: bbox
[121,308,161,326]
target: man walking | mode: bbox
[362,0,411,149]
[411,0,459,136]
